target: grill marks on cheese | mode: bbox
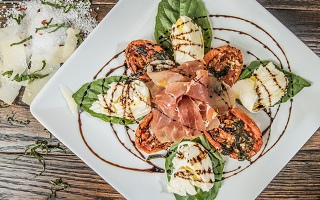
[167,141,215,196]
[90,80,151,121]
[253,62,288,110]
[171,16,204,65]
[232,62,288,112]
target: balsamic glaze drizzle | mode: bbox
[76,14,293,178]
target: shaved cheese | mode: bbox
[0,36,28,75]
[0,75,21,104]
[60,85,78,115]
[62,28,80,62]
[22,54,60,105]
[45,46,65,66]
[0,26,18,39]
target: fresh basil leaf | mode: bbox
[239,60,311,104]
[154,0,212,58]
[238,60,269,80]
[165,135,224,200]
[72,76,135,125]
[274,65,311,104]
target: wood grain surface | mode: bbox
[0,0,319,199]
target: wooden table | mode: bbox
[0,0,319,199]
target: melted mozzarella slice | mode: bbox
[167,141,215,196]
[232,62,288,112]
[253,62,288,108]
[90,80,151,121]
[171,16,204,65]
[232,78,258,112]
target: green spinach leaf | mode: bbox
[165,135,224,200]
[72,76,134,125]
[154,0,212,58]
[239,60,311,104]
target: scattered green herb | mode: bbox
[43,17,54,26]
[7,112,30,126]
[75,33,84,45]
[46,178,69,200]
[2,60,48,83]
[147,153,166,160]
[14,140,66,178]
[239,60,311,104]
[41,0,76,13]
[9,13,26,25]
[36,23,71,33]
[2,71,49,83]
[10,35,32,47]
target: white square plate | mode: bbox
[31,0,320,199]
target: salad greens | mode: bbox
[165,135,224,200]
[239,60,311,104]
[154,0,212,58]
[72,76,135,125]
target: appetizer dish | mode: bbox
[59,0,311,199]
[0,0,97,105]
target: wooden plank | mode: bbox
[0,154,124,200]
[258,0,320,11]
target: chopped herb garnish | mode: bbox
[46,178,69,200]
[14,140,66,178]
[2,60,48,83]
[50,178,69,189]
[75,33,83,45]
[147,153,166,160]
[41,0,76,13]
[36,23,70,33]
[2,71,49,83]
[42,17,53,26]
[10,35,32,47]
[7,112,30,126]
[83,0,91,4]
[9,13,26,25]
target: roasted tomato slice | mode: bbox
[204,108,262,160]
[125,40,168,75]
[135,113,172,154]
[204,45,243,86]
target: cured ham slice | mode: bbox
[185,69,209,103]
[143,60,222,144]
[146,61,205,87]
[177,96,206,132]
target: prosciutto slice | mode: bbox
[146,61,226,143]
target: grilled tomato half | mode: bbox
[135,113,172,154]
[204,45,243,86]
[204,108,262,160]
[125,40,168,76]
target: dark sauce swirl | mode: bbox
[76,14,294,178]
